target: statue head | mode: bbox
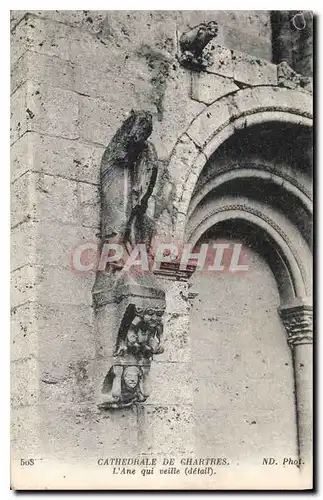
[142,308,164,330]
[123,110,153,145]
[122,366,140,390]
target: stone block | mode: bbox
[36,173,78,225]
[29,10,106,33]
[191,366,295,411]
[186,100,231,149]
[204,43,234,78]
[148,361,193,405]
[10,84,27,145]
[10,10,28,31]
[36,265,95,307]
[223,26,272,61]
[11,15,71,65]
[36,403,134,459]
[167,133,200,189]
[11,50,74,95]
[11,132,32,183]
[39,359,96,406]
[36,304,95,368]
[11,357,39,407]
[150,66,206,161]
[191,72,238,105]
[230,86,312,121]
[139,405,194,455]
[11,132,104,184]
[12,219,99,271]
[232,50,277,86]
[95,305,121,359]
[11,302,37,361]
[11,171,37,228]
[77,183,100,229]
[11,263,95,308]
[26,82,78,139]
[78,95,129,146]
[11,405,41,459]
[193,408,297,460]
[160,312,191,362]
[11,265,36,308]
[73,58,151,102]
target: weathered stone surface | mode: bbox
[12,220,98,271]
[11,132,104,184]
[232,50,278,86]
[277,61,313,94]
[151,67,206,161]
[10,84,27,145]
[167,133,200,189]
[186,100,231,149]
[11,357,39,407]
[11,15,71,65]
[10,10,28,31]
[11,265,36,308]
[11,405,41,458]
[40,359,96,405]
[73,59,151,102]
[78,183,100,229]
[223,26,272,61]
[191,72,238,105]
[148,361,193,405]
[204,43,233,78]
[36,174,78,224]
[11,263,94,308]
[139,405,194,454]
[193,408,297,459]
[11,302,37,361]
[27,82,79,139]
[10,10,313,476]
[11,50,74,95]
[230,86,313,120]
[11,81,78,143]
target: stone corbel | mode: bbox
[178,21,219,70]
[98,299,166,409]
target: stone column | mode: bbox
[279,298,313,473]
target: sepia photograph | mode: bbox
[10,8,313,490]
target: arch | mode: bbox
[187,167,313,220]
[186,197,312,303]
[167,86,313,240]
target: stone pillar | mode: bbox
[279,298,313,473]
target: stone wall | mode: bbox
[11,11,312,486]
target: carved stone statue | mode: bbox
[98,304,165,409]
[114,305,165,358]
[98,364,148,409]
[100,110,158,250]
[179,21,218,69]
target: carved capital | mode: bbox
[279,300,313,347]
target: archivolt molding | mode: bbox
[187,166,313,220]
[186,198,312,299]
[167,86,313,239]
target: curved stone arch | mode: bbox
[187,167,313,220]
[187,199,312,301]
[167,86,312,239]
